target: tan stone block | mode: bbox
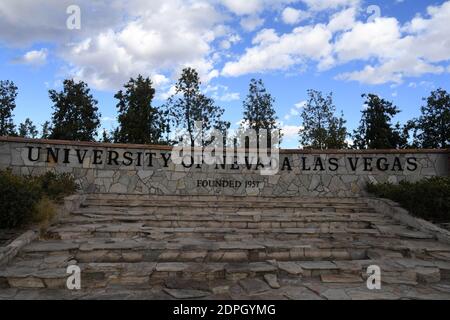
[8,277,45,289]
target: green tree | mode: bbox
[41,121,51,139]
[353,94,404,149]
[114,75,166,144]
[101,129,112,143]
[166,68,230,146]
[0,80,18,136]
[299,90,348,149]
[242,79,280,148]
[411,88,450,149]
[18,118,38,138]
[49,79,101,141]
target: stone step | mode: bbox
[85,195,369,204]
[61,218,374,230]
[46,224,381,240]
[18,238,369,263]
[2,257,446,289]
[67,207,390,225]
[20,236,450,264]
[81,203,375,214]
[63,214,386,228]
[0,260,363,289]
[72,207,380,217]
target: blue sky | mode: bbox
[0,0,449,148]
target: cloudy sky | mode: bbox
[0,0,449,147]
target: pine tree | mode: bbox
[166,68,230,147]
[242,79,279,148]
[114,75,165,144]
[299,90,348,150]
[18,118,38,138]
[353,94,403,149]
[49,79,101,141]
[412,88,450,149]
[0,80,18,136]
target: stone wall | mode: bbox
[0,137,448,197]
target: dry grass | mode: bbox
[32,197,57,232]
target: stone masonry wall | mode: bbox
[0,137,448,197]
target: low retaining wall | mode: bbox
[0,137,448,197]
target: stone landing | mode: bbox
[1,195,450,300]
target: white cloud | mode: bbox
[337,58,444,85]
[281,7,309,25]
[334,18,404,62]
[221,0,263,15]
[284,109,299,120]
[240,16,265,32]
[0,0,126,47]
[222,24,333,76]
[2,0,450,89]
[204,84,240,102]
[218,92,241,102]
[220,34,242,50]
[221,0,300,32]
[327,7,356,32]
[294,100,306,109]
[337,66,402,85]
[252,29,279,45]
[159,85,177,101]
[101,116,117,123]
[282,125,302,138]
[1,0,227,90]
[301,0,360,11]
[221,0,299,16]
[284,100,306,120]
[15,48,48,66]
[335,1,450,84]
[61,0,226,90]
[151,74,170,87]
[223,1,450,85]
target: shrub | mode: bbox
[367,177,450,223]
[0,170,41,229]
[31,171,78,201]
[0,170,78,229]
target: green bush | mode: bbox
[30,171,78,201]
[0,170,41,228]
[0,170,78,229]
[367,177,450,223]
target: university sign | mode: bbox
[0,137,448,197]
[25,145,421,173]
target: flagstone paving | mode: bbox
[1,195,450,300]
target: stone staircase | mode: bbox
[1,195,450,296]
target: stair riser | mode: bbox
[81,206,375,214]
[0,269,354,289]
[86,196,367,202]
[47,231,374,241]
[62,219,375,229]
[83,199,369,205]
[85,196,368,201]
[73,210,379,218]
[3,262,444,289]
[3,267,435,290]
[20,248,368,263]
